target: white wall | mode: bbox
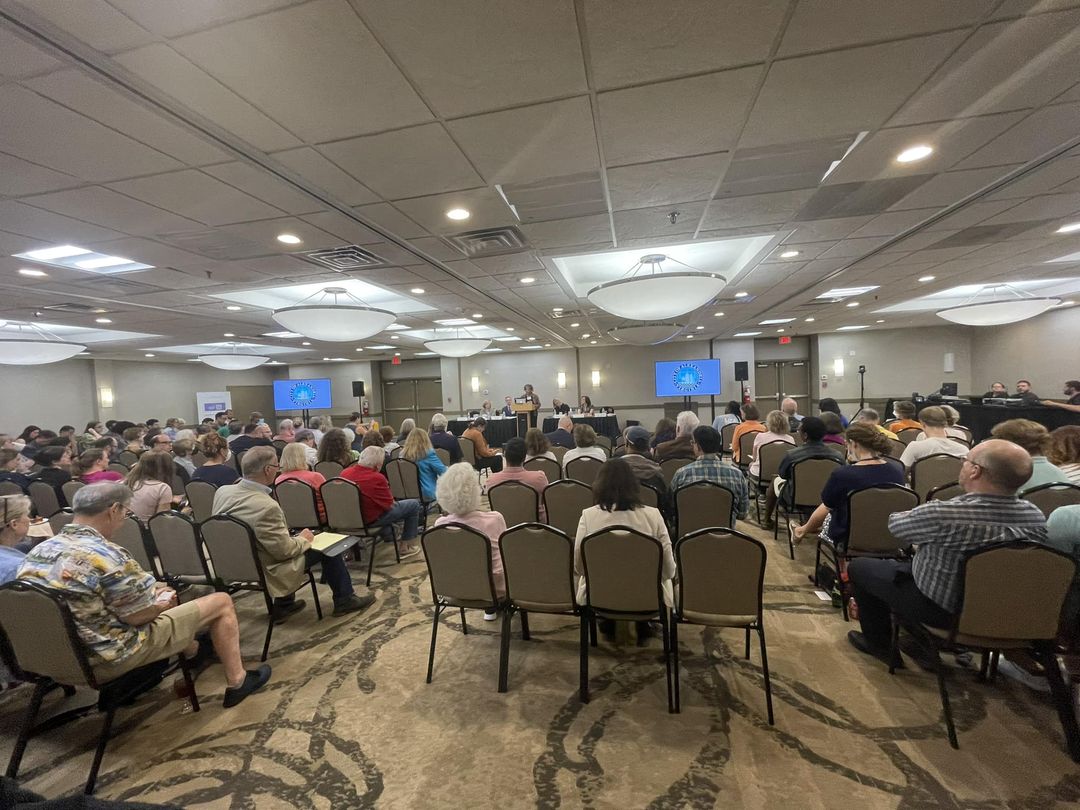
[0,358,96,434]
[969,306,1080,396]
[457,349,577,418]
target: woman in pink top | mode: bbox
[274,443,327,524]
[749,410,796,477]
[433,463,508,618]
[71,448,124,484]
[124,450,179,520]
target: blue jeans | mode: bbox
[372,499,422,541]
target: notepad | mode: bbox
[310,531,349,553]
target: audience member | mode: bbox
[190,433,240,487]
[429,413,463,464]
[317,428,355,470]
[274,419,296,442]
[71,449,124,484]
[397,418,415,444]
[163,417,183,440]
[670,426,749,520]
[483,438,549,506]
[899,406,968,468]
[781,397,803,432]
[30,446,73,505]
[15,425,40,449]
[649,417,676,452]
[340,446,423,558]
[462,418,504,473]
[146,432,174,454]
[21,429,56,459]
[749,410,796,477]
[230,422,275,453]
[80,421,105,446]
[821,412,847,448]
[524,427,556,462]
[562,424,607,472]
[990,419,1070,490]
[401,428,448,503]
[275,443,327,524]
[307,416,327,445]
[712,400,743,432]
[124,451,178,520]
[122,426,146,453]
[1048,425,1080,485]
[361,429,385,449]
[173,438,197,476]
[380,426,400,453]
[731,404,765,464]
[0,494,30,582]
[0,448,33,493]
[18,483,270,706]
[854,408,897,440]
[847,440,1047,667]
[655,411,700,460]
[888,401,922,433]
[762,416,843,529]
[618,426,667,498]
[818,398,849,428]
[341,428,362,458]
[545,415,576,449]
[294,429,320,466]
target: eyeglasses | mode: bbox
[961,457,982,473]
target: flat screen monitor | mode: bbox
[940,382,958,397]
[655,359,722,398]
[273,378,333,411]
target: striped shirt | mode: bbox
[888,493,1047,613]
[670,454,749,519]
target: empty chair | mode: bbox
[671,528,772,723]
[0,581,199,795]
[896,428,921,446]
[314,460,344,479]
[774,456,843,557]
[543,480,593,540]
[61,480,85,505]
[720,422,738,456]
[0,481,24,496]
[488,481,539,527]
[524,456,561,481]
[200,515,322,661]
[320,478,394,586]
[675,481,735,537]
[736,432,757,472]
[147,511,211,586]
[48,508,74,536]
[112,515,158,577]
[457,436,478,468]
[927,481,964,502]
[910,454,965,502]
[28,480,62,518]
[660,457,693,487]
[565,457,604,486]
[274,478,323,530]
[185,480,218,523]
[1020,482,1080,518]
[421,523,503,686]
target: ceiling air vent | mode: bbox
[549,309,583,320]
[446,226,530,258]
[41,303,104,314]
[296,245,388,271]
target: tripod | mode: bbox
[858,366,866,411]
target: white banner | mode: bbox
[196,391,231,419]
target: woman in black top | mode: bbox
[190,433,239,487]
[579,395,594,415]
[29,446,73,506]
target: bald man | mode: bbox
[847,439,1048,667]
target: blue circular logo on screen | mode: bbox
[290,382,317,407]
[672,364,703,393]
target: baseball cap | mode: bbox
[626,426,651,447]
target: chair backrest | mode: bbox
[116,450,139,468]
[112,515,157,575]
[499,524,575,612]
[272,440,287,452]
[0,582,95,688]
[422,523,497,604]
[660,456,693,487]
[720,422,738,455]
[543,480,593,540]
[756,441,791,480]
[274,478,322,530]
[434,448,451,467]
[639,483,659,508]
[927,481,963,502]
[389,447,402,460]
[171,462,190,496]
[595,435,612,450]
[675,481,735,537]
[232,449,246,473]
[185,480,218,523]
[886,437,906,459]
[147,511,209,581]
[457,436,477,466]
[0,481,23,496]
[896,428,921,446]
[487,481,539,527]
[910,453,965,502]
[524,456,561,481]
[846,484,920,554]
[955,542,1077,641]
[199,515,264,586]
[565,456,604,486]
[788,456,843,508]
[108,462,130,475]
[28,480,62,518]
[191,450,207,468]
[48,508,74,535]
[675,528,765,621]
[1020,482,1080,518]
[314,460,344,479]
[737,431,757,468]
[551,445,568,462]
[320,478,368,532]
[385,458,422,501]
[61,480,85,505]
[580,528,663,614]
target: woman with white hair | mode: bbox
[397,418,416,444]
[433,463,507,619]
[0,494,31,581]
[654,410,699,460]
[274,419,296,442]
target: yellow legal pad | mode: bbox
[309,531,349,553]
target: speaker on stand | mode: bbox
[734,361,749,405]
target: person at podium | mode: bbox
[522,383,541,428]
[982,381,1008,398]
[1043,380,1080,414]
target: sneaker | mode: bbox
[332,593,376,617]
[271,599,305,624]
[483,609,498,621]
[223,664,271,708]
[397,542,422,560]
[847,630,902,669]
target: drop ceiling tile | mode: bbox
[523,214,612,249]
[788,217,875,242]
[847,209,939,239]
[891,12,1080,125]
[352,203,428,240]
[296,211,384,245]
[699,189,815,231]
[923,199,1023,231]
[119,266,226,290]
[741,33,966,148]
[447,97,599,185]
[816,235,892,259]
[608,153,730,211]
[599,68,762,165]
[355,0,586,117]
[408,236,467,262]
[469,254,545,275]
[106,0,302,38]
[0,28,65,78]
[112,44,302,153]
[583,0,785,89]
[172,0,432,142]
[888,166,1020,210]
[979,191,1080,224]
[21,186,206,237]
[0,200,126,244]
[985,155,1080,200]
[268,147,380,206]
[320,124,483,200]
[0,153,81,197]
[217,217,344,254]
[202,162,324,215]
[613,201,707,241]
[393,188,516,235]
[108,169,285,226]
[22,0,155,52]
[358,242,425,267]
[86,237,207,269]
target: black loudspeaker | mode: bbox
[734,361,749,382]
[351,381,365,397]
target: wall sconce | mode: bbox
[98,387,114,408]
[470,375,480,394]
[833,358,844,378]
[557,371,566,389]
[591,370,600,387]
[943,352,955,373]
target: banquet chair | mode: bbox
[660,457,693,488]
[434,448,451,467]
[112,515,158,577]
[720,422,738,456]
[320,478,395,586]
[314,460,344,479]
[543,480,593,540]
[487,481,539,527]
[1020,482,1080,518]
[61,480,85,505]
[774,456,843,557]
[748,441,791,523]
[524,456,561,481]
[48,508,74,536]
[927,481,963,502]
[274,478,323,531]
[27,480,62,518]
[674,481,735,538]
[185,480,218,523]
[565,457,604,486]
[147,511,212,587]
[910,454,964,502]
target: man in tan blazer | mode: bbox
[212,446,373,619]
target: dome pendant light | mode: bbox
[272,286,396,342]
[936,284,1061,326]
[424,327,491,357]
[606,323,686,345]
[0,321,86,365]
[587,254,727,320]
[198,342,271,370]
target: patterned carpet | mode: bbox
[1,515,1078,808]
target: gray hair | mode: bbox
[431,413,448,431]
[781,397,798,415]
[342,427,356,445]
[308,416,324,430]
[941,405,960,425]
[277,419,294,432]
[1,494,32,525]
[359,445,386,469]
[676,410,700,437]
[435,462,481,515]
[294,429,315,444]
[241,446,277,477]
[174,429,196,443]
[72,482,132,516]
[558,415,573,431]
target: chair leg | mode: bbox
[308,572,323,620]
[774,505,781,541]
[989,650,1000,683]
[498,609,512,693]
[744,626,751,660]
[671,618,681,713]
[757,624,775,726]
[261,613,274,662]
[392,534,401,564]
[519,609,530,641]
[978,649,991,682]
[661,610,674,713]
[6,680,47,780]
[888,618,901,675]
[589,614,598,647]
[426,604,442,684]
[365,537,377,587]
[460,606,468,635]
[813,539,822,585]
[931,645,959,749]
[1036,642,1080,763]
[180,659,200,713]
[579,611,590,703]
[84,707,117,795]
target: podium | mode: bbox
[511,400,536,437]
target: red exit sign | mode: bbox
[778,336,792,345]
[391,356,402,365]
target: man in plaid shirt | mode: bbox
[670,426,749,521]
[847,439,1048,666]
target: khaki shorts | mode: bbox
[94,599,203,682]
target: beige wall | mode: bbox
[0,358,96,434]
[968,306,1080,396]
[282,361,379,422]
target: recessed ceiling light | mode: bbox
[714,311,724,317]
[144,353,155,357]
[446,208,470,221]
[472,313,483,319]
[226,305,242,311]
[685,335,693,340]
[223,333,235,337]
[816,286,878,300]
[276,233,302,245]
[552,307,563,312]
[570,322,580,328]
[837,325,869,331]
[759,318,795,325]
[494,336,521,342]
[520,277,536,284]
[695,326,704,330]
[896,144,933,163]
[15,245,151,274]
[394,352,401,356]
[75,256,132,270]
[390,335,399,340]
[777,328,785,333]
[18,268,47,277]
[367,345,395,349]
[590,340,598,344]
[544,343,551,347]
[435,318,476,326]
[355,347,364,351]
[506,327,515,332]
[780,250,800,258]
[876,319,886,323]
[301,341,311,346]
[733,331,762,337]
[94,318,112,324]
[410,287,425,294]
[804,317,815,322]
[734,291,749,298]
[522,345,542,349]
[528,336,536,341]
[262,331,303,338]
[1057,222,1080,234]
[846,302,860,307]
[581,333,590,339]
[918,275,936,282]
[21,245,91,261]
